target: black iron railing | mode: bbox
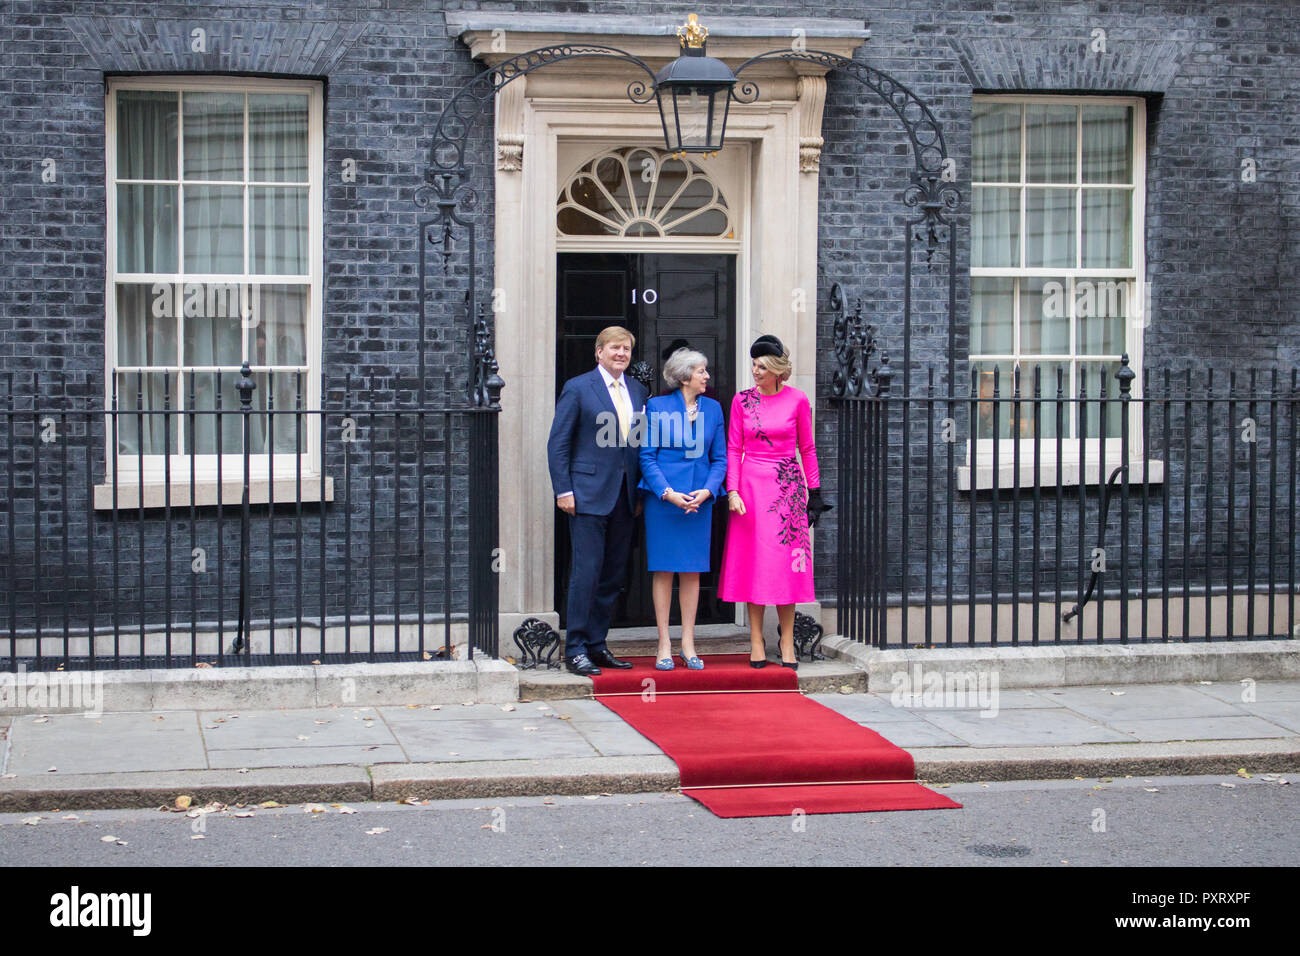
[833,353,1299,647]
[1,367,500,670]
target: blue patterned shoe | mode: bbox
[680,653,704,670]
[655,657,675,671]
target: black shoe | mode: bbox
[565,654,602,677]
[781,660,799,671]
[588,649,633,670]
[749,659,768,669]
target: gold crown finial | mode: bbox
[677,13,708,49]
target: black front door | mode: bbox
[555,251,736,628]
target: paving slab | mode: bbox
[6,712,207,776]
[376,702,553,723]
[390,716,598,763]
[890,688,1057,712]
[1108,715,1297,743]
[1191,680,1300,704]
[566,719,663,757]
[917,708,1134,747]
[807,692,940,724]
[1046,685,1245,722]
[207,744,410,769]
[548,698,624,722]
[1236,700,1300,734]
[198,708,399,751]
[854,719,970,748]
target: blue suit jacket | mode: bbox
[547,368,648,516]
[637,392,727,500]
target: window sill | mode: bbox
[956,459,1164,492]
[93,476,334,510]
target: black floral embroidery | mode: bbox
[768,456,810,553]
[739,387,774,448]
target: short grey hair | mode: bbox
[662,348,707,387]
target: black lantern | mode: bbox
[654,14,737,156]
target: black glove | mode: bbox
[806,487,832,528]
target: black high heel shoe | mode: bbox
[780,660,799,671]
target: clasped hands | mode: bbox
[664,488,712,514]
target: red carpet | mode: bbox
[592,654,962,818]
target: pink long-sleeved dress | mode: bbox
[718,384,820,605]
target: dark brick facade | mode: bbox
[1,1,1297,644]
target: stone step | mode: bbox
[517,657,867,701]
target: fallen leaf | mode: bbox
[233,811,256,818]
[296,735,310,741]
[62,814,79,821]
[522,726,539,732]
[1236,768,1252,778]
[21,817,41,826]
[365,827,389,835]
[100,834,117,842]
[237,768,250,774]
[259,801,283,809]
[462,701,474,707]
[583,795,600,801]
[1110,691,1125,696]
[337,806,358,815]
[363,745,380,751]
[1197,680,1213,685]
[311,660,321,665]
[47,766,57,773]
[174,795,193,810]
[191,834,205,840]
[152,716,164,722]
[33,717,48,724]
[400,798,423,806]
[305,805,327,814]
[557,715,572,720]
[500,704,516,712]
[195,662,212,669]
[1220,782,1236,789]
[422,651,433,661]
[1143,787,1159,793]
[313,719,329,725]
[428,705,441,711]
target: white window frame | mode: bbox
[962,93,1159,490]
[101,75,326,506]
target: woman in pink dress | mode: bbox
[719,335,829,670]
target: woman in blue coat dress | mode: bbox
[639,348,727,671]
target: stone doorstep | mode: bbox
[2,743,1297,813]
[819,637,1300,690]
[517,659,868,701]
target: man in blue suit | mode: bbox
[547,326,647,676]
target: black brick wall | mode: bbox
[2,0,1297,643]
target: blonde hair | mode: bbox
[595,326,636,351]
[755,349,792,382]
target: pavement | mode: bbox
[2,668,1298,812]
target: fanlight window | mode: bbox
[557,147,732,238]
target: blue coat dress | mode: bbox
[637,391,727,572]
